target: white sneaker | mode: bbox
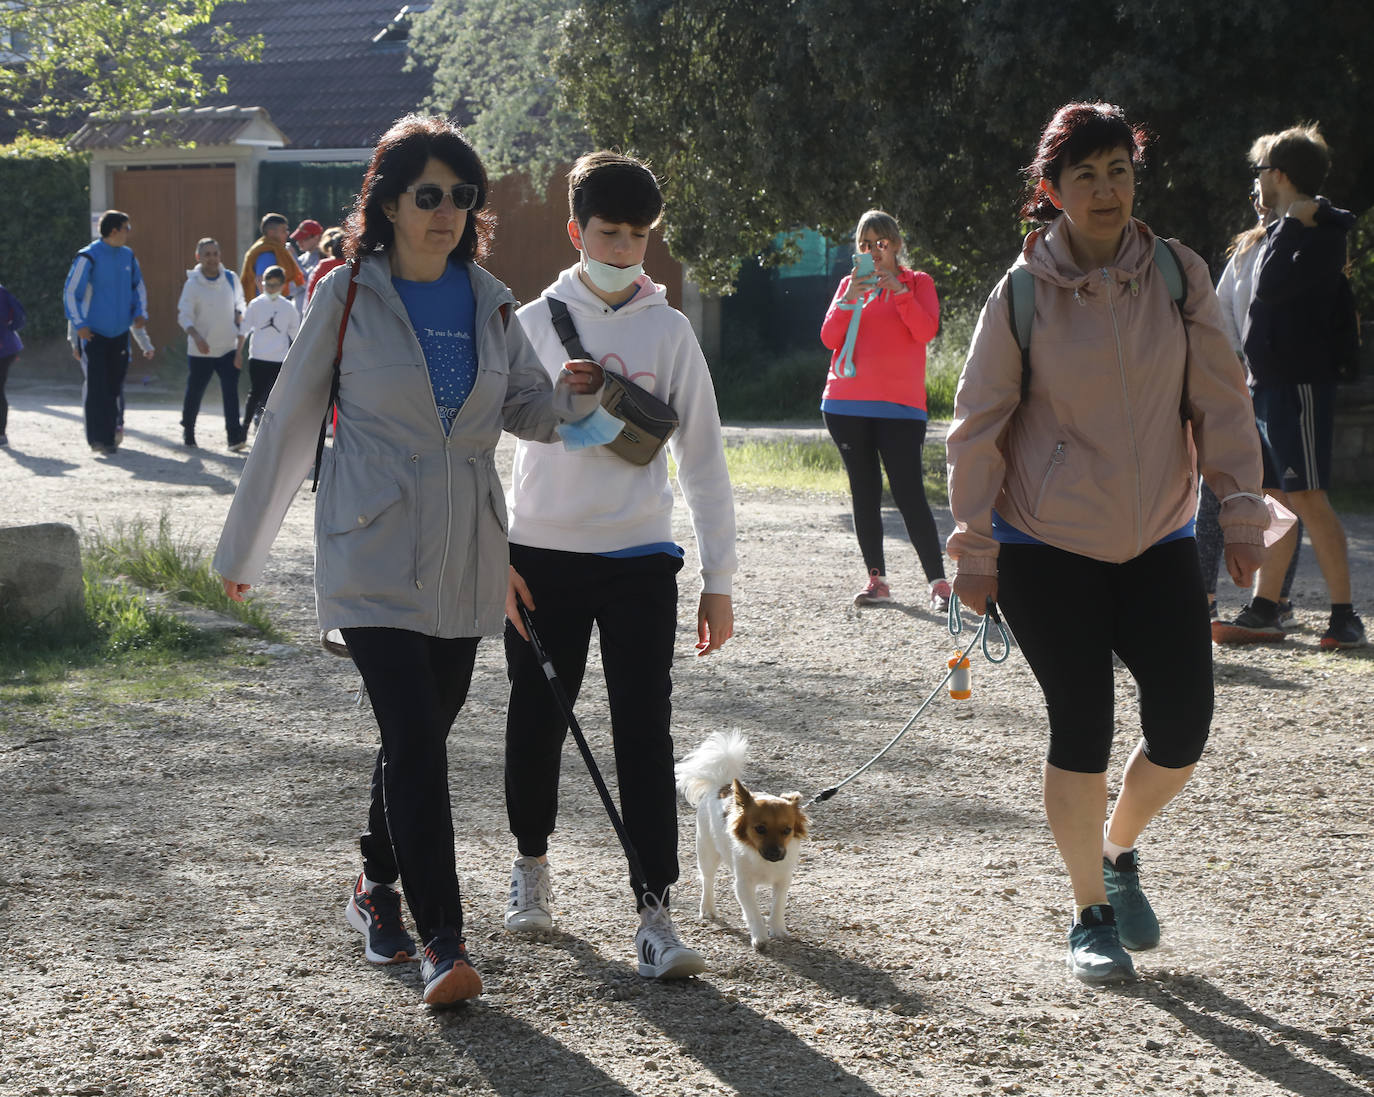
[504,856,553,932]
[635,898,706,979]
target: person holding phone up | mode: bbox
[820,209,948,610]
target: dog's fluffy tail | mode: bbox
[676,731,749,807]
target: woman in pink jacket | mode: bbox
[820,210,948,610]
[946,103,1267,985]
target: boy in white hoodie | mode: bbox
[239,265,301,434]
[177,237,246,450]
[502,152,737,980]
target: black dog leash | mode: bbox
[516,602,653,898]
[807,597,1011,808]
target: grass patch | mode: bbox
[0,514,280,732]
[0,576,229,725]
[719,437,949,504]
[84,513,279,638]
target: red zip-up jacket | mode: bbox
[820,267,939,410]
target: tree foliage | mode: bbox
[411,0,587,188]
[558,0,1374,300]
[0,0,261,134]
[0,138,90,339]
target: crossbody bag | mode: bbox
[546,297,678,466]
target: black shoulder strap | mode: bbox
[311,260,361,493]
[547,297,590,360]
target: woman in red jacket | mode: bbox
[820,210,948,610]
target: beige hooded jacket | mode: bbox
[946,218,1267,575]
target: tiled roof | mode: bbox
[198,0,436,149]
[66,105,285,150]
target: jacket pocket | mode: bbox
[323,477,403,534]
[318,467,413,601]
[1031,441,1067,519]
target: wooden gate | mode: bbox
[112,165,238,352]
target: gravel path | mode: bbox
[2,380,1372,1097]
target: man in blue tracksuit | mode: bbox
[63,210,149,454]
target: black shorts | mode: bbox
[1252,383,1333,492]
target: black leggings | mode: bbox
[341,627,480,945]
[0,353,13,435]
[996,538,1213,774]
[823,412,945,581]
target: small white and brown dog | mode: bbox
[676,731,809,949]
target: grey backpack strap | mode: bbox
[1152,237,1187,307]
[1006,267,1035,402]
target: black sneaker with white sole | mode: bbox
[345,873,416,963]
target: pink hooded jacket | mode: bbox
[946,218,1267,575]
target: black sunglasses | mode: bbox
[404,182,480,211]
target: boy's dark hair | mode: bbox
[262,265,286,283]
[260,212,289,234]
[99,210,130,238]
[1251,123,1330,197]
[568,151,663,229]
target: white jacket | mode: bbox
[176,265,244,357]
[511,265,737,596]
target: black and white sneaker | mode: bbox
[504,856,553,932]
[344,873,416,963]
[635,897,706,980]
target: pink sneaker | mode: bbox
[929,579,952,614]
[854,570,892,606]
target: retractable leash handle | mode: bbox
[515,601,654,898]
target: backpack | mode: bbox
[1005,236,1187,403]
[1331,271,1361,384]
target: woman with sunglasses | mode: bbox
[820,209,949,611]
[946,102,1267,985]
[214,114,602,1007]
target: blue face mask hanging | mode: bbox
[558,403,625,450]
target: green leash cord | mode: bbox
[807,595,1011,808]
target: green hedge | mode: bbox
[0,137,91,341]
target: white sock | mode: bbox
[1102,823,1133,865]
[363,876,396,893]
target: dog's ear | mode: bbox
[732,778,755,809]
[783,792,810,838]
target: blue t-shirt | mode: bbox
[392,263,477,434]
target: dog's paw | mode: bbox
[768,926,790,940]
[699,902,716,921]
[750,935,769,951]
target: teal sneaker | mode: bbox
[1103,851,1160,950]
[1067,904,1136,985]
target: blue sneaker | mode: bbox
[1067,905,1136,985]
[421,930,483,1006]
[345,873,416,964]
[1103,851,1160,950]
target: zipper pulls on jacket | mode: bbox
[1073,286,1085,306]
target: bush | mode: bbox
[0,136,91,341]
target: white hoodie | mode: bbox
[511,265,737,596]
[176,265,245,357]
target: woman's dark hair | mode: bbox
[1019,102,1149,223]
[344,114,493,264]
